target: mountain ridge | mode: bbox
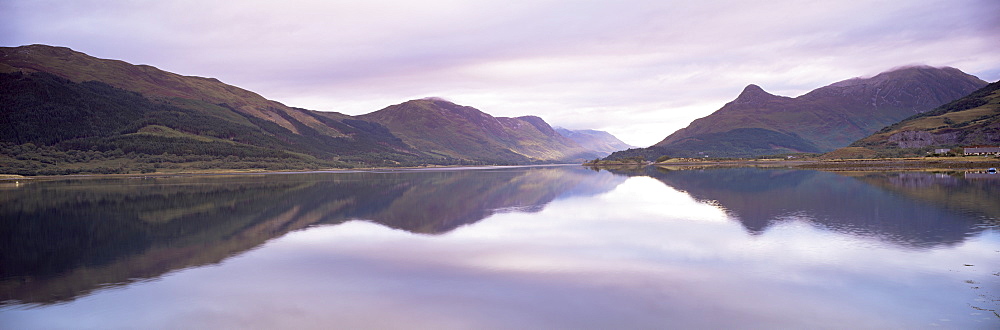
[359,99,597,163]
[644,66,987,158]
[0,44,612,174]
[0,44,323,134]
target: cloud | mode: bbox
[2,0,998,146]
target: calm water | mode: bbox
[1,166,998,329]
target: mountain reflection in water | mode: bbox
[2,165,999,328]
[605,167,999,248]
[0,166,625,306]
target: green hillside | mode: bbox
[0,44,336,136]
[847,81,1000,156]
[0,71,419,174]
[0,45,440,174]
[1,45,602,174]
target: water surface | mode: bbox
[1,166,998,328]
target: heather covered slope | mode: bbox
[651,66,987,158]
[847,80,1000,156]
[360,99,598,164]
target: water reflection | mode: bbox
[604,167,998,248]
[1,166,998,328]
[0,167,625,306]
[858,171,1000,221]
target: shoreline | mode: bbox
[0,164,583,181]
[591,157,1000,172]
[790,158,1000,172]
[4,158,999,181]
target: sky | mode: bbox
[2,0,999,146]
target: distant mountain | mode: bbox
[359,98,597,163]
[613,66,987,159]
[0,45,589,174]
[554,127,634,157]
[847,80,1000,156]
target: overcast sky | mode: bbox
[2,0,998,146]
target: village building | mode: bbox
[963,146,1000,156]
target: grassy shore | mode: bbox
[791,157,1000,171]
[0,164,569,180]
[5,157,999,180]
[591,156,1000,172]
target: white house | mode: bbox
[963,146,1000,155]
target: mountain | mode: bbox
[624,66,987,159]
[554,127,634,157]
[359,98,597,163]
[847,80,1000,156]
[1,44,358,139]
[0,45,590,174]
[0,44,429,172]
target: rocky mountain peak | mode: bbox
[733,84,778,105]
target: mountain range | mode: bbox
[3,44,995,173]
[0,45,614,174]
[606,66,987,160]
